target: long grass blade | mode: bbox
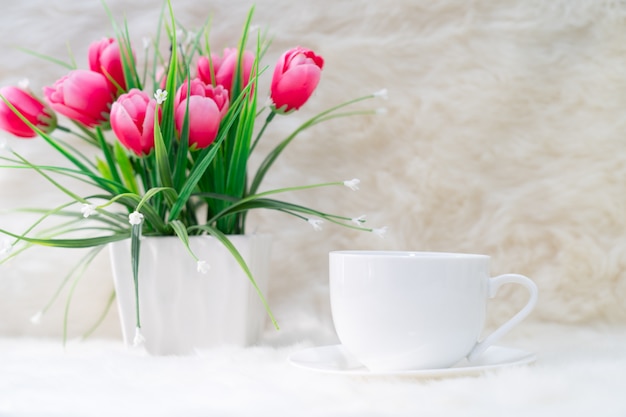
[113,142,140,194]
[61,246,103,345]
[248,93,377,195]
[0,229,129,248]
[130,221,142,330]
[15,47,75,70]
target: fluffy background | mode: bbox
[1,0,626,342]
[3,1,626,416]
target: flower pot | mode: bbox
[109,234,272,355]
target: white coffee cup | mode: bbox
[329,251,538,372]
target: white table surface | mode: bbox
[1,322,625,417]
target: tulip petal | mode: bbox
[89,38,129,93]
[272,64,321,110]
[197,49,254,100]
[0,86,54,137]
[110,89,157,156]
[139,100,157,154]
[111,102,142,155]
[176,96,221,149]
[44,70,112,127]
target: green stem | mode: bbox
[249,110,276,155]
[249,93,377,195]
[206,181,346,226]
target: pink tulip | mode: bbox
[110,89,159,156]
[270,47,324,113]
[89,37,129,95]
[44,70,113,128]
[196,48,255,99]
[174,79,229,149]
[155,66,167,90]
[0,86,57,138]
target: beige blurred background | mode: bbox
[1,0,626,342]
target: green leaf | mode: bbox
[32,246,103,332]
[113,142,140,194]
[5,200,79,246]
[101,0,141,91]
[105,194,169,233]
[169,219,200,261]
[152,105,174,194]
[0,229,129,248]
[96,158,114,182]
[159,0,179,148]
[95,126,123,186]
[167,87,249,222]
[205,181,345,225]
[10,152,107,208]
[61,246,104,345]
[149,1,168,92]
[1,153,126,194]
[135,187,178,213]
[119,18,143,90]
[230,6,255,100]
[0,94,115,193]
[15,46,75,70]
[172,79,191,191]
[130,222,142,329]
[248,93,378,196]
[226,44,259,196]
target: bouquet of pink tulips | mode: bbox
[0,2,386,329]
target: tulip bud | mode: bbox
[196,48,255,100]
[110,89,159,156]
[270,47,324,113]
[174,79,229,149]
[89,37,131,95]
[0,86,57,138]
[44,70,113,128]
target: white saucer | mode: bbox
[288,345,536,377]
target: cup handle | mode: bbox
[467,273,538,362]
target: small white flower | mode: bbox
[133,327,145,347]
[154,89,168,105]
[30,311,43,325]
[0,238,12,256]
[373,88,388,100]
[376,107,388,115]
[351,215,367,226]
[373,226,388,238]
[197,260,210,274]
[142,36,151,50]
[80,204,97,218]
[343,178,360,191]
[128,211,144,226]
[18,78,30,90]
[307,218,324,231]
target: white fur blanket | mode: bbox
[1,323,625,416]
[1,0,626,414]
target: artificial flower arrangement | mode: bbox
[0,1,386,338]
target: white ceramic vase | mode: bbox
[109,234,272,355]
